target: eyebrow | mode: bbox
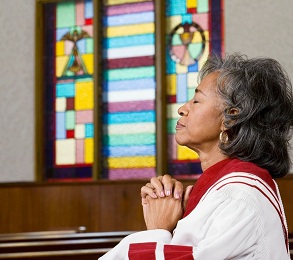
[195,88,207,96]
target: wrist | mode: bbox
[146,223,175,233]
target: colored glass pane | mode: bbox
[43,0,94,181]
[101,0,156,180]
[166,0,223,177]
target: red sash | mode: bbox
[183,158,276,218]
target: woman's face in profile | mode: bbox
[175,72,224,153]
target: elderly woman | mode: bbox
[100,53,293,259]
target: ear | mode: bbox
[221,118,228,131]
[227,107,239,115]
[222,107,239,130]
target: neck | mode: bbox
[196,146,229,171]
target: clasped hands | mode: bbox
[141,174,193,233]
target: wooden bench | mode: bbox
[0,230,133,243]
[0,231,291,259]
[0,249,108,259]
[0,231,134,259]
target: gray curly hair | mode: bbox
[199,53,293,178]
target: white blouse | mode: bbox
[99,172,290,259]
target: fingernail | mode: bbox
[152,193,158,198]
[166,190,171,196]
[174,193,180,199]
[160,191,165,197]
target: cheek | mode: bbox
[189,110,222,131]
[188,109,210,124]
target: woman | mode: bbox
[99,53,293,259]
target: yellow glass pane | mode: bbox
[84,138,93,163]
[108,156,155,168]
[166,74,177,95]
[106,0,148,5]
[75,81,94,110]
[177,145,199,160]
[192,30,206,43]
[56,41,65,56]
[106,23,154,37]
[56,56,68,77]
[187,0,197,8]
[82,53,93,74]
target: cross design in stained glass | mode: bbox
[169,22,206,66]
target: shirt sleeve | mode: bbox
[99,186,266,260]
[98,229,172,260]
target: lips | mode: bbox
[176,121,185,130]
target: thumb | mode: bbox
[183,185,193,211]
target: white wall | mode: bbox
[225,0,293,171]
[0,0,35,182]
[0,0,292,182]
[225,0,293,75]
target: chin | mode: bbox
[175,136,186,146]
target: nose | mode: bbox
[178,103,188,116]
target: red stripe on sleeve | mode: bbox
[128,242,157,260]
[164,244,194,260]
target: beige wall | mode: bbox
[0,0,35,182]
[225,0,293,172]
[0,0,292,182]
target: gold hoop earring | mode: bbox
[219,131,229,144]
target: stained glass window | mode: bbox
[101,0,156,179]
[166,0,224,178]
[42,0,94,180]
[38,0,223,181]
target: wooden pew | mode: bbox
[0,230,133,243]
[0,249,108,259]
[0,231,134,259]
[0,230,77,243]
[0,231,291,259]
[0,238,122,253]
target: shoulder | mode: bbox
[203,172,279,210]
[223,159,277,193]
[201,171,286,239]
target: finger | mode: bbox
[141,197,147,205]
[161,175,174,196]
[183,185,193,211]
[145,183,154,189]
[150,176,165,197]
[173,180,184,199]
[141,185,157,199]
